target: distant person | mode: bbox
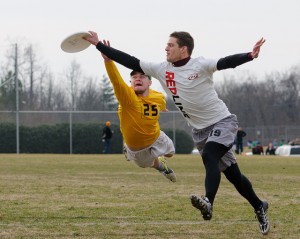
[247,140,253,149]
[272,139,278,149]
[265,143,275,155]
[102,121,113,153]
[252,142,264,155]
[235,127,247,154]
[279,139,285,146]
[288,138,300,146]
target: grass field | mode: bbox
[0,154,299,239]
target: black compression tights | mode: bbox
[202,142,262,210]
[223,163,262,210]
[202,142,228,204]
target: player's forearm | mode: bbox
[105,61,126,88]
[96,42,144,73]
[217,53,253,70]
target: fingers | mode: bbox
[254,38,266,49]
[251,37,266,58]
[85,31,111,47]
[83,31,100,46]
[256,37,266,47]
[103,40,111,47]
[88,30,96,36]
[260,37,266,43]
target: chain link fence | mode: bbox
[1,110,299,153]
[242,126,300,146]
[0,110,192,154]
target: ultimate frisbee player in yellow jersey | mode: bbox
[102,46,176,182]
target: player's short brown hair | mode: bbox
[169,31,194,56]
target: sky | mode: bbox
[1,0,300,92]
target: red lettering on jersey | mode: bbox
[165,71,177,94]
[166,79,175,87]
[165,71,174,80]
[169,87,177,94]
[166,71,190,118]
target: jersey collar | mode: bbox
[172,57,191,67]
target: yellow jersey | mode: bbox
[105,61,166,149]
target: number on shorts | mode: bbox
[209,129,221,137]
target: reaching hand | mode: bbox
[250,37,266,59]
[84,31,100,46]
[84,31,111,61]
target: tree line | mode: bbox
[1,43,299,129]
[0,43,118,111]
[215,69,300,127]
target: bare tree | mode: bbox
[77,76,103,110]
[64,60,82,111]
[216,67,300,128]
[24,45,37,109]
[277,70,300,123]
[100,74,118,110]
[0,71,20,110]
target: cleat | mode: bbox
[158,156,176,182]
[190,194,212,220]
[162,168,176,182]
[123,146,130,161]
[255,201,270,235]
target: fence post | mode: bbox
[15,44,20,154]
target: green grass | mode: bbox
[0,154,299,239]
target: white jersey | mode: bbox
[140,57,231,129]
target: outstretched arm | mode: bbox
[85,31,144,73]
[217,38,266,70]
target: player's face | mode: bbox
[130,73,151,95]
[165,37,185,63]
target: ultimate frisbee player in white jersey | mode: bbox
[85,31,269,235]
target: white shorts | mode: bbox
[123,131,175,168]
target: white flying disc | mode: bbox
[61,31,92,53]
